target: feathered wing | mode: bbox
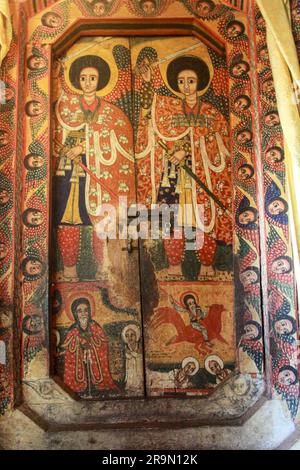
[202,304,227,344]
[150,306,187,337]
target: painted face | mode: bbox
[240,269,258,286]
[232,62,248,77]
[274,319,293,335]
[227,23,243,38]
[186,297,197,315]
[244,323,259,339]
[262,79,275,94]
[238,210,255,225]
[256,15,265,29]
[259,47,269,61]
[292,6,300,22]
[93,2,106,15]
[125,328,137,347]
[264,113,280,127]
[183,362,196,376]
[267,199,286,216]
[0,310,12,329]
[0,243,8,260]
[238,166,253,181]
[0,189,10,205]
[233,377,248,396]
[278,369,296,386]
[0,86,14,103]
[209,360,221,375]
[234,96,250,113]
[79,67,99,94]
[25,259,43,276]
[27,155,44,169]
[271,258,291,274]
[237,130,252,144]
[28,56,46,70]
[141,1,156,14]
[76,303,90,330]
[26,210,43,226]
[27,101,43,117]
[0,131,8,147]
[43,13,62,28]
[265,147,283,164]
[29,316,42,332]
[177,70,198,97]
[196,1,213,16]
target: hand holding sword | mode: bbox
[158,139,232,218]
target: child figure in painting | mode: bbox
[62,297,118,397]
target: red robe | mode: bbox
[63,321,116,393]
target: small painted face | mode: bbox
[0,310,12,329]
[93,1,106,15]
[76,303,90,330]
[271,258,291,275]
[0,86,14,103]
[25,259,43,276]
[237,130,252,144]
[238,210,255,225]
[27,101,43,117]
[0,131,8,147]
[26,210,43,226]
[278,369,296,386]
[233,377,248,396]
[28,55,46,70]
[125,328,137,347]
[292,6,300,22]
[43,13,62,28]
[232,62,248,77]
[79,67,99,94]
[256,15,265,29]
[244,323,259,339]
[262,79,275,94]
[27,155,44,169]
[29,316,42,332]
[0,243,8,260]
[0,189,10,205]
[227,22,244,38]
[240,269,258,287]
[259,47,269,61]
[209,360,221,375]
[177,70,198,97]
[264,112,280,127]
[265,147,283,164]
[274,319,293,335]
[196,1,213,16]
[237,166,253,181]
[186,297,197,315]
[234,96,250,113]
[267,199,286,216]
[141,0,156,14]
[183,361,196,376]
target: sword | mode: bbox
[158,140,232,218]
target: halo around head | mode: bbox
[122,323,141,343]
[181,356,199,375]
[204,354,224,374]
[180,290,199,307]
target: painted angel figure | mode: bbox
[53,51,135,280]
[134,46,232,279]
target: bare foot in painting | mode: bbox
[199,265,215,278]
[63,265,79,281]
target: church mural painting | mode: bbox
[0,0,298,419]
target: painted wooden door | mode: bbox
[50,35,234,400]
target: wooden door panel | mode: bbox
[51,37,144,399]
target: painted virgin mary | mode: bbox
[135,52,232,278]
[53,55,135,279]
